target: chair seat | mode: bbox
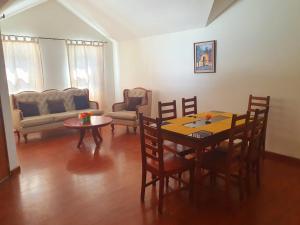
[163,141,195,157]
[147,153,194,175]
[106,110,137,120]
[218,138,243,150]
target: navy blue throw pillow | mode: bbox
[74,95,89,110]
[126,97,142,111]
[47,99,66,114]
[18,102,40,117]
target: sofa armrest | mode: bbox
[137,104,151,117]
[12,109,22,130]
[89,101,99,109]
[112,102,126,112]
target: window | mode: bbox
[2,35,44,94]
[66,40,104,109]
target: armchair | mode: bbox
[106,87,152,133]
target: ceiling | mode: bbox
[1,0,238,41]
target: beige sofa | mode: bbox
[12,88,103,142]
[106,87,152,132]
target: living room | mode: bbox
[0,0,300,224]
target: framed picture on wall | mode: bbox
[194,40,216,73]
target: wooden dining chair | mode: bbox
[139,113,195,214]
[182,96,197,116]
[158,100,194,157]
[158,100,177,121]
[245,108,268,193]
[200,112,251,200]
[248,95,270,158]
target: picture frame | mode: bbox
[194,40,216,73]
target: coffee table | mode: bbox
[64,116,112,148]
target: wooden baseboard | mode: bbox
[265,151,300,165]
[10,166,21,176]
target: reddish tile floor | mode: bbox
[0,127,300,225]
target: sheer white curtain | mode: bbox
[2,35,44,94]
[66,40,104,109]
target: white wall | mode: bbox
[0,0,115,110]
[118,0,300,158]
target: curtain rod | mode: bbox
[1,34,108,44]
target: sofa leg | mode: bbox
[133,127,137,133]
[15,130,20,143]
[111,124,114,132]
[23,134,28,143]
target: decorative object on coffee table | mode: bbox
[64,116,112,148]
[78,112,93,124]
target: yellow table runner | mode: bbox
[162,112,235,136]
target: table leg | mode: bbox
[77,129,86,148]
[97,128,103,141]
[92,128,101,147]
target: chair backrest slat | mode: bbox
[144,133,157,142]
[247,109,268,161]
[227,112,251,162]
[248,95,270,112]
[182,96,197,116]
[145,143,159,153]
[247,95,270,155]
[145,152,159,161]
[158,100,177,121]
[139,113,164,171]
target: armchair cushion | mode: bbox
[106,110,137,121]
[126,97,142,111]
[18,101,40,117]
[74,95,89,110]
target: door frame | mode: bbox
[0,98,10,183]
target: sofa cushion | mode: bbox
[18,101,40,117]
[47,99,66,114]
[20,114,55,128]
[106,110,137,121]
[52,111,79,122]
[126,97,142,111]
[53,109,104,122]
[74,95,89,110]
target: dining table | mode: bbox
[160,111,245,159]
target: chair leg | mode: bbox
[246,163,251,195]
[178,173,182,187]
[133,126,137,133]
[165,176,169,189]
[15,130,20,142]
[111,124,114,132]
[158,176,164,214]
[189,168,194,200]
[141,169,146,202]
[152,174,157,186]
[225,171,230,199]
[238,168,244,200]
[23,134,28,143]
[210,171,216,185]
[256,161,261,187]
